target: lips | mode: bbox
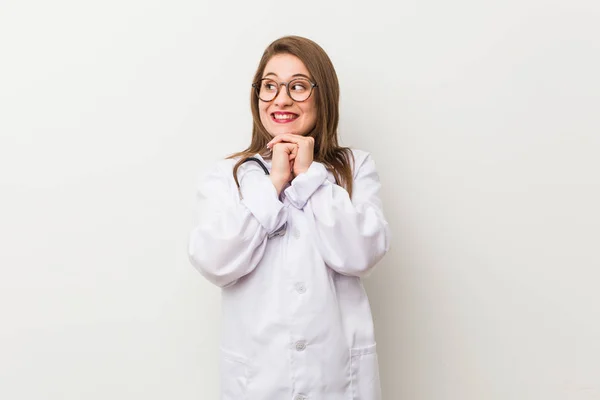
[271,112,299,123]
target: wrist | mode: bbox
[270,175,288,196]
[294,161,312,176]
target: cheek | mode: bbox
[302,103,318,126]
[259,106,270,123]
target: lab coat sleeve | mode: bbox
[188,160,287,287]
[284,152,390,278]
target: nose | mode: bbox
[274,83,293,106]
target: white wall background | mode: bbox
[1,0,598,398]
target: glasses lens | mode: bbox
[288,79,313,102]
[257,79,278,101]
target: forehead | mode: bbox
[263,54,310,79]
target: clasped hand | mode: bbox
[266,133,315,195]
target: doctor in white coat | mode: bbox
[188,35,391,400]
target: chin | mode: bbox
[271,126,299,135]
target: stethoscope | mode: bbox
[241,156,270,175]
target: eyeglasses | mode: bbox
[252,78,318,102]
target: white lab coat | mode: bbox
[188,148,390,400]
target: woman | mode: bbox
[188,35,390,400]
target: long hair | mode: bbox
[228,35,354,197]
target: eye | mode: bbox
[262,80,278,91]
[290,80,309,92]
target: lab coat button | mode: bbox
[295,340,307,351]
[294,395,307,400]
[292,228,301,239]
[295,282,306,294]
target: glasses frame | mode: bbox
[252,78,318,103]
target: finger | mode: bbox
[268,138,291,149]
[269,134,302,145]
[267,133,307,148]
[290,143,299,156]
[267,135,286,147]
[267,137,288,148]
[272,142,298,155]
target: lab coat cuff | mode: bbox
[284,162,328,209]
[240,171,287,233]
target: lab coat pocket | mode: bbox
[219,347,252,400]
[350,344,382,400]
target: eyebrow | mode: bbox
[263,72,312,80]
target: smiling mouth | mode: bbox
[271,113,299,123]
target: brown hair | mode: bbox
[228,35,354,197]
